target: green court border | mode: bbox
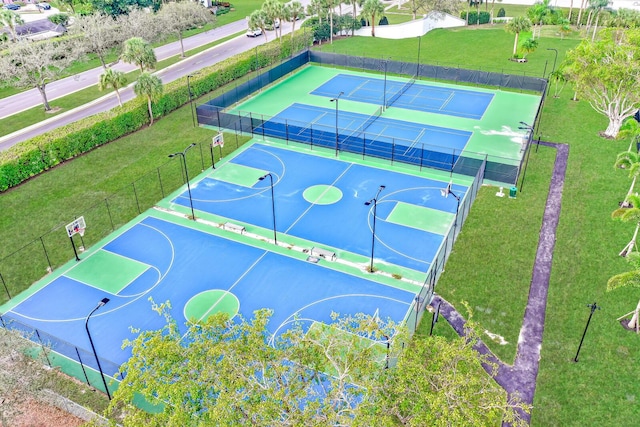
[387,202,454,236]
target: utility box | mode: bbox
[509,186,517,198]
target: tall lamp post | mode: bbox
[187,74,196,128]
[85,298,111,400]
[440,182,461,227]
[259,173,277,246]
[330,92,344,157]
[364,185,386,272]
[546,48,558,77]
[169,143,197,220]
[382,58,389,109]
[574,302,600,362]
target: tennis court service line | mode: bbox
[284,163,354,234]
[439,91,455,111]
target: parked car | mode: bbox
[246,27,262,37]
[3,3,20,10]
[37,2,52,10]
[266,19,280,30]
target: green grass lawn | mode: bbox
[1,26,637,425]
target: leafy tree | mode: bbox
[355,328,530,426]
[0,38,82,111]
[48,13,70,27]
[558,17,572,39]
[563,28,640,138]
[158,1,214,58]
[107,303,401,425]
[607,251,640,332]
[121,36,157,72]
[73,13,124,70]
[526,0,554,39]
[360,0,384,37]
[0,9,24,41]
[134,72,163,126]
[98,68,127,107]
[520,37,538,59]
[248,9,269,42]
[118,7,163,42]
[505,16,532,56]
[90,0,159,17]
[549,66,568,98]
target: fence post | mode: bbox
[40,237,52,272]
[75,347,91,387]
[132,182,141,214]
[157,168,165,198]
[105,199,115,231]
[35,330,52,368]
[0,271,10,300]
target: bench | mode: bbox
[310,247,337,261]
[223,222,246,234]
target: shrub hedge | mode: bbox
[0,31,312,192]
[461,11,491,25]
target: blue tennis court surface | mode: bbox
[257,103,471,170]
[311,74,494,119]
[4,215,417,369]
[172,143,467,273]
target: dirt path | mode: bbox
[432,142,568,424]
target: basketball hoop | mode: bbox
[78,228,85,237]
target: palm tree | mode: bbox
[614,150,640,207]
[558,18,572,39]
[262,0,283,39]
[505,16,532,57]
[347,0,362,36]
[618,117,640,153]
[134,72,163,126]
[249,9,269,42]
[121,37,157,72]
[549,66,568,98]
[98,68,127,107]
[607,251,640,332]
[326,0,338,43]
[520,37,538,59]
[526,0,553,39]
[361,0,384,37]
[0,9,24,42]
[589,0,610,41]
[612,194,640,257]
[288,1,305,41]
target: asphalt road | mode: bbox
[0,19,304,151]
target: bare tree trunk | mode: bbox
[98,54,108,70]
[569,0,574,21]
[627,298,640,331]
[114,88,123,107]
[619,223,640,257]
[36,84,51,111]
[577,0,586,26]
[147,96,154,125]
[179,33,186,58]
[591,13,600,41]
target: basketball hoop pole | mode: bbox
[69,233,80,262]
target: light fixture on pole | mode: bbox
[85,297,111,400]
[330,92,344,157]
[259,173,277,246]
[546,48,558,77]
[440,181,461,227]
[168,143,197,220]
[364,185,386,272]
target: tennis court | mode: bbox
[311,74,494,119]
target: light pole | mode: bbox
[187,74,196,127]
[364,185,386,272]
[518,122,535,194]
[574,302,600,362]
[440,182,461,227]
[259,173,277,246]
[330,92,344,157]
[382,58,389,109]
[85,297,111,400]
[546,48,558,77]
[417,36,421,77]
[169,143,197,220]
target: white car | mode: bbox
[246,28,262,37]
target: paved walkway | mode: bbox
[432,141,568,425]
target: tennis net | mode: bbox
[386,76,416,109]
[356,106,383,136]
